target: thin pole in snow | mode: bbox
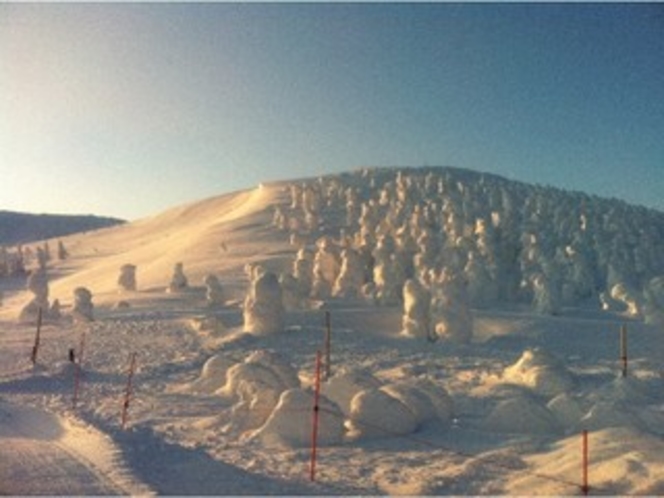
[121,352,137,430]
[324,311,332,381]
[620,324,628,378]
[310,350,322,482]
[30,307,43,365]
[72,329,86,409]
[581,430,589,496]
[78,328,87,365]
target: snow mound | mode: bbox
[218,350,300,398]
[579,377,663,433]
[190,316,227,337]
[590,376,654,405]
[546,393,587,430]
[484,393,560,435]
[381,378,455,427]
[321,368,382,416]
[580,401,646,432]
[380,383,438,425]
[188,354,236,394]
[244,350,301,390]
[347,388,418,439]
[251,388,345,447]
[216,350,301,433]
[502,348,574,397]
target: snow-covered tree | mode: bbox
[204,274,224,307]
[19,267,49,323]
[72,287,94,323]
[401,278,433,340]
[243,271,284,335]
[118,264,137,292]
[432,268,473,343]
[167,262,188,293]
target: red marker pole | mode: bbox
[121,353,137,430]
[310,350,322,482]
[324,311,332,381]
[72,330,86,409]
[581,430,589,496]
[30,307,43,365]
[620,324,628,378]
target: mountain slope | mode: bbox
[7,165,664,313]
[0,211,125,246]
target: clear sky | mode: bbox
[2,3,663,220]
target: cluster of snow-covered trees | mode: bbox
[268,167,664,331]
[0,240,69,280]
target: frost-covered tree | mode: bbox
[293,248,314,298]
[57,240,68,260]
[401,278,433,340]
[432,268,473,343]
[72,287,94,323]
[167,262,188,293]
[118,264,137,292]
[36,246,48,270]
[19,267,50,323]
[311,237,341,299]
[204,274,224,307]
[243,271,284,335]
[333,248,364,298]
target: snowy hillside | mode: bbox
[0,210,124,245]
[2,166,664,495]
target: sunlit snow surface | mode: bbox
[2,167,664,495]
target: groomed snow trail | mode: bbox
[0,400,153,496]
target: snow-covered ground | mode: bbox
[2,167,664,495]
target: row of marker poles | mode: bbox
[121,352,138,430]
[37,304,600,489]
[30,307,43,365]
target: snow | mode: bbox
[2,167,664,495]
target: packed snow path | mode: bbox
[0,401,147,495]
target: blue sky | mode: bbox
[1,3,663,220]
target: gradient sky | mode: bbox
[2,3,663,220]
